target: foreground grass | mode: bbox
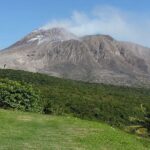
[0,109,149,150]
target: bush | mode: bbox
[0,78,41,112]
[129,104,150,137]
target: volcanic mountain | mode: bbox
[0,27,150,86]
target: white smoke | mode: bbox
[41,6,150,47]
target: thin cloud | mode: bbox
[41,6,150,47]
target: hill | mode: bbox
[0,69,149,131]
[0,27,150,86]
[0,109,150,150]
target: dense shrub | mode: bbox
[0,78,41,112]
[129,105,150,136]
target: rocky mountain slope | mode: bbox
[0,27,150,86]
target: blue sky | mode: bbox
[0,0,150,49]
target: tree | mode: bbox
[0,78,42,112]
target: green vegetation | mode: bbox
[0,109,149,150]
[0,69,150,135]
[128,105,150,136]
[0,78,41,112]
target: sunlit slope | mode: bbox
[0,109,150,150]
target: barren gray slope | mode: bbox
[0,27,150,86]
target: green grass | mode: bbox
[0,109,150,150]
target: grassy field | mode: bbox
[0,109,150,150]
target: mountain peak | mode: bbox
[28,27,78,44]
[1,27,150,86]
[10,27,78,48]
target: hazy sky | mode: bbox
[0,0,150,49]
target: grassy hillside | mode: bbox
[0,69,150,131]
[0,109,150,150]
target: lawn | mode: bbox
[0,109,149,150]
